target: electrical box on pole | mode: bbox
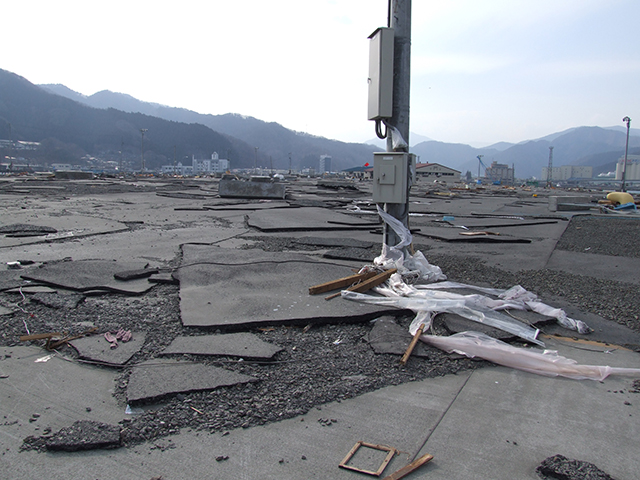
[372,152,415,204]
[367,27,394,121]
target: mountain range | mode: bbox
[1,67,638,178]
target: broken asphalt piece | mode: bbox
[113,267,159,281]
[293,236,374,249]
[247,207,379,232]
[43,420,121,451]
[70,332,146,366]
[161,333,282,360]
[365,318,430,358]
[147,272,179,284]
[20,260,155,295]
[177,245,393,328]
[29,292,85,309]
[0,223,57,237]
[203,200,291,211]
[126,359,257,404]
[536,454,615,480]
[323,247,375,262]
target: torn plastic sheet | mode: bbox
[417,331,640,381]
[374,206,446,284]
[342,290,543,346]
[418,282,591,334]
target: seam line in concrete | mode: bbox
[410,370,474,462]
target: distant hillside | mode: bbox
[30,78,640,178]
[409,127,640,179]
[1,70,257,169]
[492,127,640,178]
[40,84,376,172]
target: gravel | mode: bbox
[4,216,640,451]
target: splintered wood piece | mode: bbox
[19,332,62,342]
[339,441,398,476]
[381,452,434,480]
[399,323,425,365]
[324,269,398,301]
[309,271,378,295]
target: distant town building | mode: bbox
[161,152,229,176]
[415,163,461,184]
[0,140,40,150]
[319,155,332,174]
[542,165,593,181]
[615,155,640,181]
[485,161,514,184]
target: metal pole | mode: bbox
[140,128,148,173]
[622,116,631,192]
[254,147,259,174]
[384,0,411,250]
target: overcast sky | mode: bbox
[3,0,639,146]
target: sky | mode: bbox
[3,0,639,147]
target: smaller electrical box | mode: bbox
[367,27,394,121]
[372,152,415,204]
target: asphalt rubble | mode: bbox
[0,175,639,479]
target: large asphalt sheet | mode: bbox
[178,246,394,328]
[20,260,155,295]
[127,359,256,403]
[246,207,379,232]
[161,333,282,360]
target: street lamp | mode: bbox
[621,116,631,192]
[140,128,148,173]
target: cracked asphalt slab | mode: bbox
[1,177,639,479]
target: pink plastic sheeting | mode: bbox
[418,331,640,381]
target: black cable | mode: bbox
[375,119,388,139]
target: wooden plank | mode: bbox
[399,323,425,365]
[19,332,62,342]
[324,269,397,301]
[309,270,378,295]
[381,452,434,480]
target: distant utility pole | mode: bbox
[140,128,148,173]
[622,116,631,192]
[254,147,259,174]
[119,139,124,172]
[288,152,292,174]
[547,146,554,188]
[384,0,412,250]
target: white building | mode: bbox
[162,152,229,176]
[615,155,640,181]
[541,165,593,181]
[319,155,332,174]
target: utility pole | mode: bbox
[140,128,148,173]
[119,139,123,173]
[622,116,631,192]
[288,152,292,175]
[254,147,259,174]
[477,154,484,180]
[547,146,554,188]
[384,0,412,250]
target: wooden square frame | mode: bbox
[338,441,397,476]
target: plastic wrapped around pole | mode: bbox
[418,331,640,381]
